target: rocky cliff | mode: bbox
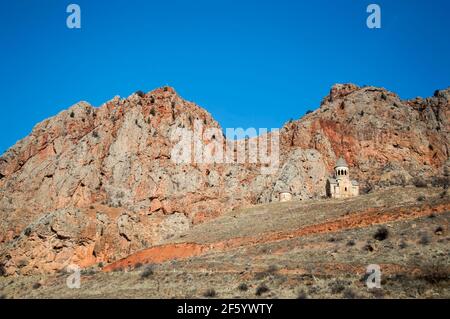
[0,84,448,275]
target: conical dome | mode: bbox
[335,156,348,168]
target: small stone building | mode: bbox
[279,190,293,202]
[326,157,359,199]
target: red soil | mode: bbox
[103,243,207,272]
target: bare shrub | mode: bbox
[135,90,146,97]
[373,226,389,241]
[238,283,248,291]
[412,177,427,188]
[398,241,407,249]
[419,233,430,245]
[434,226,444,235]
[32,282,41,289]
[342,288,358,299]
[422,264,449,284]
[134,262,143,270]
[346,240,356,246]
[140,265,154,279]
[203,288,217,298]
[255,284,270,296]
[0,264,5,277]
[296,289,308,299]
[329,280,348,294]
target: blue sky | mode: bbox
[0,0,449,152]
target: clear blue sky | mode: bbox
[1,0,449,152]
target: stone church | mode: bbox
[326,157,359,199]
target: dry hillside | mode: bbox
[1,186,448,299]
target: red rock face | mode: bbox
[0,84,448,275]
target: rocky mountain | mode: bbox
[0,84,449,275]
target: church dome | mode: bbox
[335,156,348,168]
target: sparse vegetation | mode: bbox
[431,176,448,189]
[412,177,427,188]
[140,265,154,279]
[254,271,267,280]
[417,195,425,202]
[434,226,444,235]
[373,226,389,241]
[421,263,449,284]
[238,283,248,291]
[267,265,278,273]
[134,262,143,269]
[81,268,96,276]
[255,284,270,296]
[361,183,373,194]
[203,288,217,298]
[150,107,156,116]
[1,187,448,299]
[24,227,31,237]
[0,264,6,277]
[254,265,277,280]
[92,131,99,138]
[329,280,348,294]
[398,241,407,249]
[342,288,358,299]
[32,282,41,289]
[135,90,146,97]
[69,111,75,118]
[296,289,308,299]
[419,233,430,245]
[369,288,384,299]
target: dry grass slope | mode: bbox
[0,186,448,299]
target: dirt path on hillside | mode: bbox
[103,203,449,272]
